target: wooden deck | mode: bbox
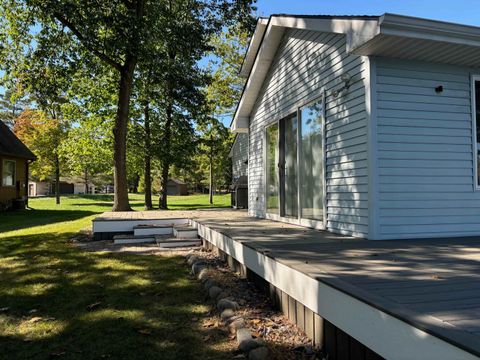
[94,209,480,357]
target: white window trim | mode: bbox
[2,159,16,187]
[471,75,480,190]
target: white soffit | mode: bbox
[239,18,269,78]
[352,13,480,67]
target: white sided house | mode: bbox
[232,13,480,240]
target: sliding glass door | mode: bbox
[265,95,325,227]
[266,123,279,214]
[299,101,324,221]
[283,114,298,218]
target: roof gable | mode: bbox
[0,121,36,160]
[232,13,480,132]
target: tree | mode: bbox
[62,120,113,194]
[14,109,68,203]
[0,88,29,127]
[194,25,251,202]
[197,118,231,204]
[1,0,256,212]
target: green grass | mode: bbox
[0,194,232,359]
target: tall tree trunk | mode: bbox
[144,102,153,210]
[209,141,213,205]
[112,60,135,211]
[159,99,173,210]
[84,168,89,194]
[55,153,60,205]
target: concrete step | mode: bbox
[93,217,189,233]
[113,234,156,245]
[173,226,198,239]
[133,225,173,236]
[155,235,201,248]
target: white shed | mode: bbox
[232,14,480,240]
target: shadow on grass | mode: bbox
[0,230,232,360]
[0,209,96,233]
[167,204,230,210]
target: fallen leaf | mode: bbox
[251,319,261,325]
[138,329,151,335]
[87,302,102,311]
[50,351,66,357]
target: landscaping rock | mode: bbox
[248,346,269,360]
[191,262,207,275]
[216,291,229,301]
[220,309,235,321]
[208,286,222,300]
[204,278,217,291]
[187,256,199,266]
[237,328,260,353]
[217,298,239,311]
[198,268,209,282]
[228,318,245,335]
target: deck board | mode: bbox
[94,209,480,356]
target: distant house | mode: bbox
[28,180,96,196]
[0,121,35,209]
[73,183,95,195]
[166,179,188,195]
[28,181,51,197]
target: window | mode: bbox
[2,159,16,186]
[473,76,480,188]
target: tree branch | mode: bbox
[121,0,135,10]
[52,12,123,71]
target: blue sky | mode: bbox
[254,0,480,26]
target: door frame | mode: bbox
[264,91,327,230]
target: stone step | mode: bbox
[133,224,173,236]
[173,226,198,239]
[155,236,201,248]
[113,234,156,245]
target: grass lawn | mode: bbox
[0,194,232,359]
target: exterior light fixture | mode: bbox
[332,72,352,97]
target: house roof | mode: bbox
[168,178,186,185]
[0,121,36,160]
[231,13,480,132]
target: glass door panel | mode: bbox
[283,115,298,217]
[266,123,279,214]
[300,100,324,221]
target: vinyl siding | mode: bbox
[375,57,479,239]
[232,133,248,180]
[248,29,369,237]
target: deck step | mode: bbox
[113,234,156,245]
[133,224,173,236]
[173,226,199,239]
[93,217,189,233]
[155,236,201,248]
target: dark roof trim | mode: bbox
[0,121,36,160]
